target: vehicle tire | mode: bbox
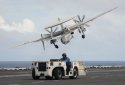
[45,76,53,80]
[69,68,78,79]
[53,68,62,80]
[32,68,40,80]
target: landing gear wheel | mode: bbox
[55,44,59,49]
[71,32,74,34]
[69,68,78,79]
[82,35,85,39]
[32,68,40,80]
[53,68,62,80]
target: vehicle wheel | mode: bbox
[32,68,40,80]
[69,68,78,79]
[53,68,62,80]
[45,76,53,80]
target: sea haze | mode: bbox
[0,61,125,68]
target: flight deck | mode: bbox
[0,69,125,85]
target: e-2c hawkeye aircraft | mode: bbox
[16,7,117,50]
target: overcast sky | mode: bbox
[0,0,125,61]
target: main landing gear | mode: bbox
[82,34,85,39]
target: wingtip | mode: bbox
[113,6,118,10]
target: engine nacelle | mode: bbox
[60,34,72,44]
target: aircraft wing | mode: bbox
[14,38,42,47]
[44,16,76,29]
[80,7,117,26]
[13,34,61,50]
[63,7,117,37]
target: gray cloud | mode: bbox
[0,16,36,33]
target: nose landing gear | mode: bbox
[50,39,59,49]
[54,44,59,49]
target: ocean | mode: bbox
[0,61,125,68]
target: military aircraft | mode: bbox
[16,7,117,50]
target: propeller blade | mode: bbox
[58,18,61,21]
[77,25,82,33]
[53,27,58,33]
[78,27,82,33]
[81,25,86,32]
[41,34,45,51]
[82,15,85,22]
[61,24,64,29]
[73,19,79,23]
[58,17,64,30]
[50,27,53,39]
[84,27,86,32]
[45,29,51,33]
[77,15,81,22]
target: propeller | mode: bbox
[74,15,86,33]
[41,34,45,51]
[73,15,87,39]
[77,15,85,22]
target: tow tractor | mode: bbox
[32,59,86,80]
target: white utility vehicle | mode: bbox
[32,59,86,80]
